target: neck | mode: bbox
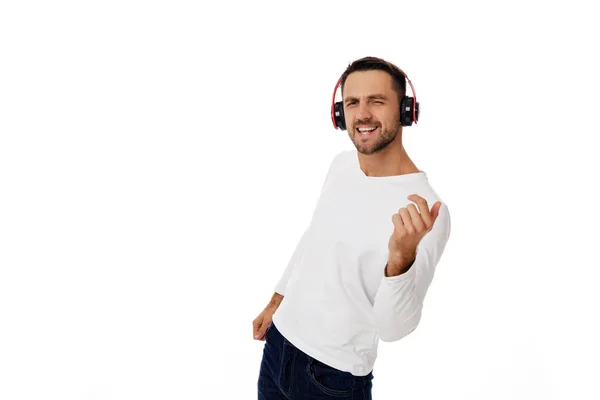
[357,135,419,177]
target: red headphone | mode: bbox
[330,69,420,131]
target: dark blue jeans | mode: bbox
[257,321,374,399]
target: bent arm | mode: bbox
[373,203,452,342]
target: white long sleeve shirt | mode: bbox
[271,149,452,376]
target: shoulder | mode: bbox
[329,149,356,172]
[318,149,356,190]
[330,148,354,163]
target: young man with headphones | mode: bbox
[253,56,452,399]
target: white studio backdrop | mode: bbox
[1,1,599,399]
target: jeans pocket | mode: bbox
[306,357,355,397]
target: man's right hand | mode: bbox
[253,293,284,341]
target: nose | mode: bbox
[356,101,372,121]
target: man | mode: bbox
[253,56,451,399]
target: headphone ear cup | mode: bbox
[414,101,420,123]
[334,101,346,130]
[400,96,414,126]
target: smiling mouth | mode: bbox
[356,126,379,136]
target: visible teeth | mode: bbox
[358,127,377,132]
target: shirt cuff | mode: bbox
[382,257,417,283]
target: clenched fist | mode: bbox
[387,194,442,276]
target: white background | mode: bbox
[1,1,599,399]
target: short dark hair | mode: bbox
[339,56,407,105]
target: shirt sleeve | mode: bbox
[272,150,347,296]
[273,226,310,296]
[373,202,452,342]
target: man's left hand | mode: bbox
[386,194,442,276]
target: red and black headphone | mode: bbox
[330,68,420,131]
